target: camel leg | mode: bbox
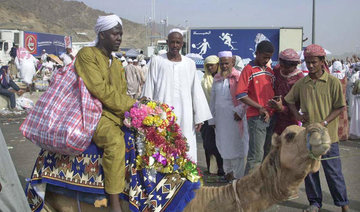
[44,190,109,212]
[44,191,130,212]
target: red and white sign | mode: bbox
[24,33,38,54]
[64,36,72,48]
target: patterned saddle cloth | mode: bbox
[26,127,200,212]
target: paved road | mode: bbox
[2,115,360,211]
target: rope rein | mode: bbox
[232,180,242,210]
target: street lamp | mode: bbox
[312,0,315,44]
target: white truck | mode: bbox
[0,29,71,65]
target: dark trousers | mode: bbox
[200,121,224,175]
[0,80,20,109]
[305,142,349,208]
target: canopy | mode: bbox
[125,49,139,58]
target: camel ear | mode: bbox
[271,133,281,147]
[284,132,296,142]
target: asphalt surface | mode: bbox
[2,113,360,212]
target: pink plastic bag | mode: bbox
[20,61,102,155]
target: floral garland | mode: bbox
[124,100,201,182]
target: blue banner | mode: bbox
[189,28,279,68]
[24,31,70,57]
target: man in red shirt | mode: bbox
[235,40,275,174]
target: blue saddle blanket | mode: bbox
[26,127,200,212]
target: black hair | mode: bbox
[256,40,274,54]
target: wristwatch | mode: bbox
[322,120,328,127]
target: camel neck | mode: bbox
[183,185,238,212]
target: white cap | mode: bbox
[140,60,146,65]
[133,59,138,62]
[168,28,183,36]
[127,58,133,62]
[218,51,232,58]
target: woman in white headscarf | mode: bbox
[200,55,225,178]
[330,61,349,141]
[349,63,360,139]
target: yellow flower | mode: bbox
[153,115,162,127]
[159,129,167,136]
[143,116,154,126]
[147,101,157,109]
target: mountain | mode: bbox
[0,0,148,49]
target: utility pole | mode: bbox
[312,0,315,44]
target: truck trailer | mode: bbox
[0,29,71,65]
[188,27,303,68]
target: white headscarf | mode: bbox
[234,55,245,72]
[331,61,346,80]
[90,14,123,46]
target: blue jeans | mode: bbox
[245,115,274,174]
[0,80,20,109]
[305,142,349,208]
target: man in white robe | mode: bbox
[125,63,142,98]
[59,47,74,66]
[142,29,212,163]
[208,51,249,180]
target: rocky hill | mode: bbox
[0,0,148,49]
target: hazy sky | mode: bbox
[74,0,359,56]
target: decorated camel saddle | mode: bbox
[26,100,200,212]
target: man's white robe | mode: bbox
[142,54,212,162]
[208,78,249,160]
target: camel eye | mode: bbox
[284,132,296,142]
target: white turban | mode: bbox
[168,28,183,36]
[90,14,123,46]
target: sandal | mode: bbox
[303,205,319,212]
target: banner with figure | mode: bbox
[189,28,280,68]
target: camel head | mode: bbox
[272,123,331,173]
[260,123,331,201]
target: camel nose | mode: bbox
[311,142,331,157]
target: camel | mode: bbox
[39,123,331,212]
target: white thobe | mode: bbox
[349,72,360,139]
[142,54,212,162]
[59,53,73,66]
[15,55,37,85]
[41,53,48,62]
[209,78,249,160]
[125,64,142,98]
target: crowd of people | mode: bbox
[198,43,356,212]
[0,45,74,110]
